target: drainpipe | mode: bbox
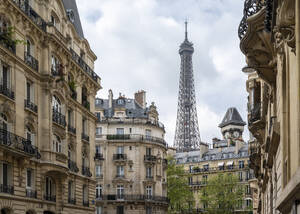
[297,0,300,165]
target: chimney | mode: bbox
[134,90,146,109]
[108,89,113,108]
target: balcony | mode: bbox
[68,159,79,173]
[146,175,154,180]
[81,133,89,142]
[0,128,41,159]
[96,174,103,179]
[0,84,15,100]
[113,154,127,161]
[100,194,169,203]
[115,174,125,179]
[188,164,250,174]
[11,0,47,31]
[70,48,99,83]
[0,184,14,195]
[248,103,261,125]
[144,155,157,163]
[189,181,207,186]
[52,109,66,127]
[67,125,76,135]
[24,51,38,71]
[83,200,89,207]
[105,134,167,147]
[24,99,37,113]
[0,33,16,54]
[68,197,76,205]
[82,166,92,177]
[44,194,56,202]
[26,188,37,198]
[94,153,104,161]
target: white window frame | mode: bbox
[146,167,152,177]
[96,127,102,135]
[96,206,102,214]
[96,184,102,198]
[26,168,35,189]
[53,134,62,153]
[117,165,124,177]
[146,185,152,197]
[116,128,124,135]
[116,185,124,199]
[95,165,102,177]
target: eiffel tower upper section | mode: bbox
[174,22,201,152]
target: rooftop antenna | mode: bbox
[185,19,188,41]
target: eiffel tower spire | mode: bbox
[174,22,201,152]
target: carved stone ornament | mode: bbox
[0,101,15,120]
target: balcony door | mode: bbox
[116,206,124,214]
[1,65,10,89]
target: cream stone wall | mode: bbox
[0,0,101,214]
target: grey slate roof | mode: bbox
[219,107,246,128]
[62,0,84,38]
[95,98,149,118]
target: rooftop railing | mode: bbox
[97,117,165,129]
[98,194,169,203]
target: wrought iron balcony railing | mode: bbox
[0,184,14,195]
[26,188,37,198]
[144,155,157,162]
[113,154,127,161]
[70,48,99,83]
[0,33,16,54]
[96,174,103,179]
[238,0,265,40]
[82,166,92,177]
[11,0,47,31]
[68,197,76,205]
[83,200,89,207]
[94,153,104,160]
[52,109,66,127]
[0,84,15,100]
[67,125,76,135]
[187,164,250,174]
[115,174,125,179]
[44,194,56,202]
[24,99,37,113]
[0,128,41,159]
[68,159,79,173]
[146,175,154,180]
[24,51,38,71]
[81,133,89,142]
[249,103,261,125]
[100,194,169,203]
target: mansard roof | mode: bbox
[219,107,246,128]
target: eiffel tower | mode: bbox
[174,22,201,152]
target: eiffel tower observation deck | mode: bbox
[174,22,201,152]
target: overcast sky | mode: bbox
[76,0,248,146]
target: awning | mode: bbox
[218,162,224,166]
[226,161,234,166]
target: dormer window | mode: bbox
[117,99,124,105]
[66,9,75,23]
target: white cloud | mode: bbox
[76,0,249,146]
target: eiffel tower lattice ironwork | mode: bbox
[173,21,201,152]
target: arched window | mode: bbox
[45,176,55,200]
[50,12,60,29]
[26,38,34,56]
[52,95,61,113]
[53,134,62,153]
[51,55,61,75]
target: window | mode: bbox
[246,199,252,207]
[95,165,102,177]
[239,161,244,169]
[82,118,87,134]
[83,185,88,203]
[96,127,102,135]
[26,39,34,56]
[189,165,193,173]
[202,175,207,184]
[53,134,62,153]
[1,63,11,90]
[116,128,124,135]
[96,145,101,154]
[129,128,132,133]
[145,129,151,139]
[51,55,60,74]
[117,99,124,105]
[203,164,209,171]
[26,80,34,103]
[50,14,59,28]
[146,147,152,156]
[45,177,55,197]
[52,95,61,113]
[116,185,124,199]
[117,146,124,154]
[146,207,152,214]
[26,169,34,189]
[188,177,193,185]
[0,15,10,33]
[26,126,35,146]
[117,206,124,214]
[68,109,74,126]
[246,185,251,194]
[146,185,152,198]
[96,184,102,199]
[117,165,124,177]
[68,180,75,199]
[239,171,243,181]
[95,112,101,120]
[0,163,12,187]
[96,206,102,214]
[146,167,152,178]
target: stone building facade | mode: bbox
[238,0,299,213]
[174,108,254,213]
[0,0,101,214]
[94,90,168,214]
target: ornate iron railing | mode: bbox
[99,194,169,203]
[69,48,99,83]
[238,0,265,40]
[82,166,92,177]
[94,153,104,160]
[0,84,15,100]
[115,174,125,178]
[44,194,56,202]
[52,109,66,127]
[0,184,14,194]
[24,99,37,113]
[26,188,37,198]
[0,128,40,158]
[68,159,79,173]
[144,155,157,162]
[24,51,38,71]
[67,125,76,134]
[249,103,261,124]
[113,154,127,161]
[68,197,76,205]
[11,0,47,31]
[81,133,89,142]
[0,33,16,54]
[187,165,250,174]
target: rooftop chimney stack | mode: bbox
[134,90,146,109]
[108,89,113,108]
